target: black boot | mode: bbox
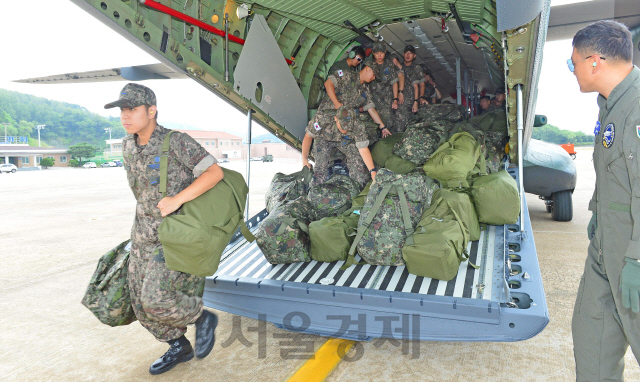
[149,335,194,375]
[194,310,218,359]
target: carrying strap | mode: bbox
[97,252,130,291]
[446,200,478,269]
[396,185,415,246]
[276,217,309,235]
[159,131,255,242]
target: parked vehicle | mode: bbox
[82,162,97,169]
[0,164,17,173]
[262,155,273,162]
[250,157,262,161]
[112,160,123,167]
[100,162,112,168]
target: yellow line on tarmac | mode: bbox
[286,338,355,382]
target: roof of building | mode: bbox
[0,145,67,155]
[176,130,242,140]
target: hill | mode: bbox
[532,124,594,145]
[0,88,124,149]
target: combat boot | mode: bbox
[194,309,218,358]
[149,335,194,375]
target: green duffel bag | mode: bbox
[265,166,313,212]
[432,188,481,242]
[256,197,314,264]
[307,175,361,220]
[403,196,477,281]
[81,240,137,327]
[309,213,360,262]
[385,154,417,175]
[371,134,403,167]
[158,132,255,277]
[423,132,481,188]
[471,170,520,225]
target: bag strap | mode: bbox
[446,200,478,269]
[159,131,176,198]
[97,252,130,291]
[396,185,415,246]
[223,175,256,242]
[276,217,309,234]
[298,166,313,184]
[342,183,393,269]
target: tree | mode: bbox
[68,142,96,164]
[40,158,54,169]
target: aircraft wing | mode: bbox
[14,63,187,84]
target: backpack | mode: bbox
[402,191,478,281]
[256,197,315,264]
[483,131,509,174]
[392,124,446,165]
[81,240,137,327]
[423,132,481,188]
[307,175,361,219]
[346,169,438,267]
[265,167,313,213]
[471,170,520,225]
[158,131,255,277]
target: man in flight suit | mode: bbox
[105,83,223,375]
[569,20,640,381]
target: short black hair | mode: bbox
[573,20,633,62]
[479,95,490,101]
[353,46,366,59]
[421,65,432,77]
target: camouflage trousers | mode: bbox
[128,241,205,342]
[312,139,370,188]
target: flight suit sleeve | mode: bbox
[624,113,640,261]
[171,132,217,178]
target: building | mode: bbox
[104,138,124,158]
[176,130,244,160]
[0,136,69,168]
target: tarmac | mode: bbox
[1,149,639,381]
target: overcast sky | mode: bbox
[0,0,601,140]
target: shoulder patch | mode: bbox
[337,70,344,77]
[594,121,601,136]
[313,122,321,131]
[603,123,615,148]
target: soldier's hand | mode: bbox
[303,161,313,170]
[398,93,404,104]
[621,258,640,313]
[587,212,597,240]
[334,101,343,109]
[157,196,181,217]
[380,127,391,138]
[419,98,429,105]
[371,171,377,180]
[392,100,398,110]
[412,101,418,113]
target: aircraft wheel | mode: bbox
[546,203,552,213]
[551,190,573,221]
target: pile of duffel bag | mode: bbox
[255,105,521,281]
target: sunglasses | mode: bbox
[567,55,605,72]
[355,56,363,63]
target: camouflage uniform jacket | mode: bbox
[306,107,369,149]
[329,59,357,76]
[123,125,217,245]
[400,63,425,106]
[369,57,402,107]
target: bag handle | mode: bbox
[396,185,415,246]
[223,175,256,242]
[342,183,393,269]
[276,217,309,234]
[446,200,478,269]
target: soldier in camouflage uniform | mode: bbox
[302,65,390,186]
[487,86,506,112]
[105,83,222,375]
[419,66,442,105]
[369,42,403,132]
[328,46,365,75]
[395,45,425,133]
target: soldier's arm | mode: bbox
[398,72,405,104]
[358,147,377,180]
[324,76,343,109]
[419,82,428,105]
[302,133,314,170]
[158,164,224,217]
[412,83,420,112]
[624,113,640,261]
[392,82,399,110]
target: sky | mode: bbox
[0,0,602,140]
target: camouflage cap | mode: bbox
[335,106,356,128]
[104,83,157,109]
[495,86,505,95]
[372,42,387,53]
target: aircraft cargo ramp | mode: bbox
[203,167,549,342]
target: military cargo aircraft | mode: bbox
[19,0,635,342]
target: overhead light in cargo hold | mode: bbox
[236,4,251,19]
[402,21,455,75]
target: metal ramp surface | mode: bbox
[203,167,549,342]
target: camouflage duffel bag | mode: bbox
[392,124,446,165]
[384,155,417,175]
[344,169,438,268]
[371,134,403,168]
[265,167,313,213]
[414,103,468,123]
[309,213,360,263]
[256,197,315,264]
[423,132,481,188]
[307,175,361,220]
[484,131,509,174]
[81,240,137,327]
[402,191,478,281]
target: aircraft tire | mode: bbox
[546,204,552,213]
[551,190,572,221]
